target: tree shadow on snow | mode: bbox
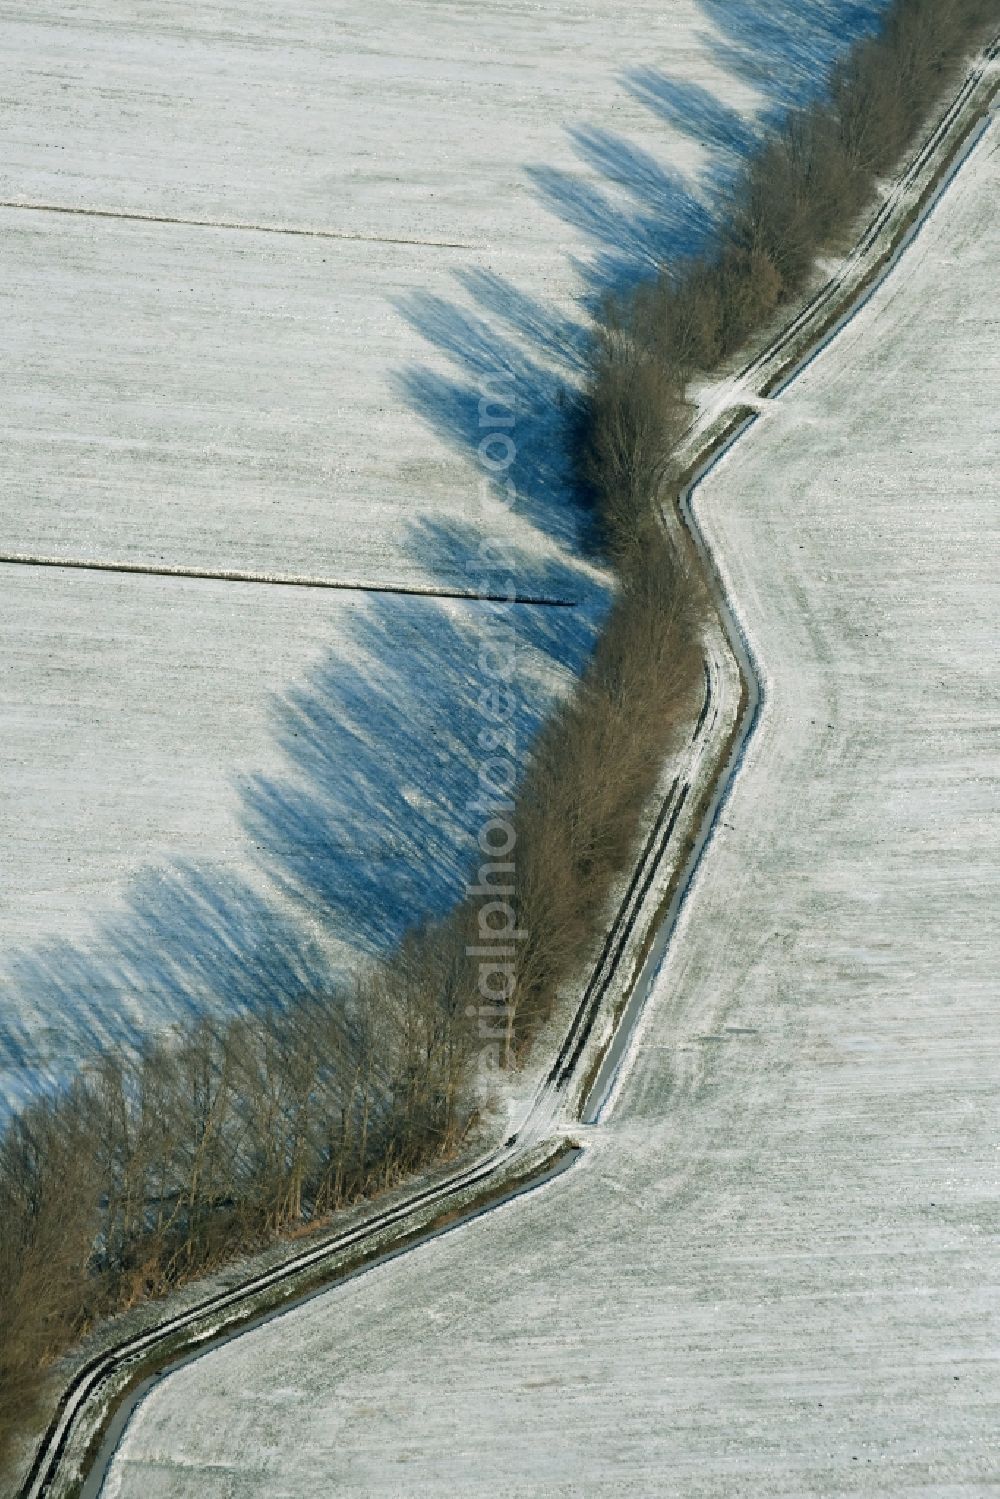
[0,550,608,1117]
[0,0,895,1110]
[0,864,336,1117]
[697,0,890,113]
[241,570,605,959]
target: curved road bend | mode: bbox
[101,76,1000,1499]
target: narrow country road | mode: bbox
[100,103,1000,1499]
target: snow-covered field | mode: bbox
[0,573,589,1110]
[101,112,1000,1498]
[0,0,890,1104]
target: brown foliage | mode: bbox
[506,534,704,1052]
[580,317,689,554]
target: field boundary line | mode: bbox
[0,200,476,250]
[0,554,576,608]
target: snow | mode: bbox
[0,569,590,1110]
[101,113,1000,1499]
[0,0,892,1104]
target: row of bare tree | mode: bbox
[0,951,474,1464]
[582,0,997,551]
[2,0,995,1474]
